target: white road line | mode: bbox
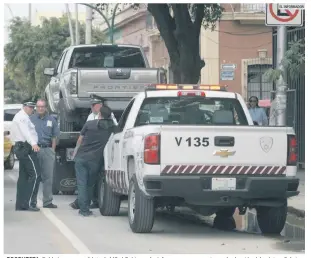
[8,173,92,254]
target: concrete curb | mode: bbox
[288,206,305,218]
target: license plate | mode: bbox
[66,148,75,161]
[212,178,236,190]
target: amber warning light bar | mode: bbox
[146,84,227,91]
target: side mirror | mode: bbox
[253,121,259,126]
[44,68,55,76]
[4,131,10,136]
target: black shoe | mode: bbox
[69,202,79,210]
[28,206,40,212]
[43,203,57,208]
[79,210,93,217]
[90,203,99,209]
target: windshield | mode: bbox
[4,109,20,121]
[69,46,146,69]
[134,97,248,126]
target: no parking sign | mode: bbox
[265,3,304,26]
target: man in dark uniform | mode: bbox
[70,97,117,210]
[11,99,42,211]
[70,105,116,216]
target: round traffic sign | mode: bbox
[268,3,299,22]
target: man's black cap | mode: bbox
[90,94,107,105]
[90,98,103,105]
[22,97,37,107]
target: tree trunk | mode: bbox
[148,4,205,84]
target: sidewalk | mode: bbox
[288,169,305,217]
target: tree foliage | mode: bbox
[94,3,223,84]
[4,16,107,103]
[264,39,305,83]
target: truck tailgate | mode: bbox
[160,126,289,176]
[77,68,159,98]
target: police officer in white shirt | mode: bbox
[87,97,118,125]
[12,100,41,212]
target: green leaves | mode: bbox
[4,15,107,103]
[264,39,305,83]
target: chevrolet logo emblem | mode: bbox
[213,149,236,158]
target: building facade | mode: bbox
[94,4,272,97]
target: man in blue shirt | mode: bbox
[30,99,60,208]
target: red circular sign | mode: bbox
[268,3,299,22]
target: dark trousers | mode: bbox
[14,143,41,210]
[73,160,103,207]
[75,158,100,213]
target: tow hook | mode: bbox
[238,206,247,215]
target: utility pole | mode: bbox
[28,3,32,24]
[273,26,288,126]
[65,4,75,45]
[85,4,93,44]
[75,4,80,45]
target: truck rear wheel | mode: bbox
[58,98,74,132]
[128,175,155,233]
[99,173,121,216]
[213,207,236,231]
[256,201,287,235]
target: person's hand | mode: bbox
[32,144,40,152]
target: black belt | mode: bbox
[38,144,52,148]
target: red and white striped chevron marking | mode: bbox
[161,165,286,176]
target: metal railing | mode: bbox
[272,26,305,166]
[240,4,266,13]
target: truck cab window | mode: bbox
[68,46,146,69]
[117,99,135,132]
[134,97,248,126]
[56,51,67,74]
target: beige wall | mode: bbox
[200,23,220,85]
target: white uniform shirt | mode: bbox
[11,109,38,146]
[86,112,118,126]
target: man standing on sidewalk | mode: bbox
[30,99,60,208]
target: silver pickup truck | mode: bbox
[44,44,166,132]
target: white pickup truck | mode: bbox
[99,84,299,234]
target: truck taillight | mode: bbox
[287,135,297,166]
[144,134,160,164]
[69,72,78,94]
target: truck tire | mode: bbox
[128,175,155,233]
[52,186,59,195]
[62,191,76,195]
[58,98,73,132]
[213,207,236,231]
[216,207,236,217]
[256,201,287,235]
[4,149,15,170]
[99,173,121,216]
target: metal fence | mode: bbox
[272,26,305,166]
[246,59,273,100]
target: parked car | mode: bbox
[4,104,23,134]
[4,130,15,170]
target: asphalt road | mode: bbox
[4,162,303,254]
